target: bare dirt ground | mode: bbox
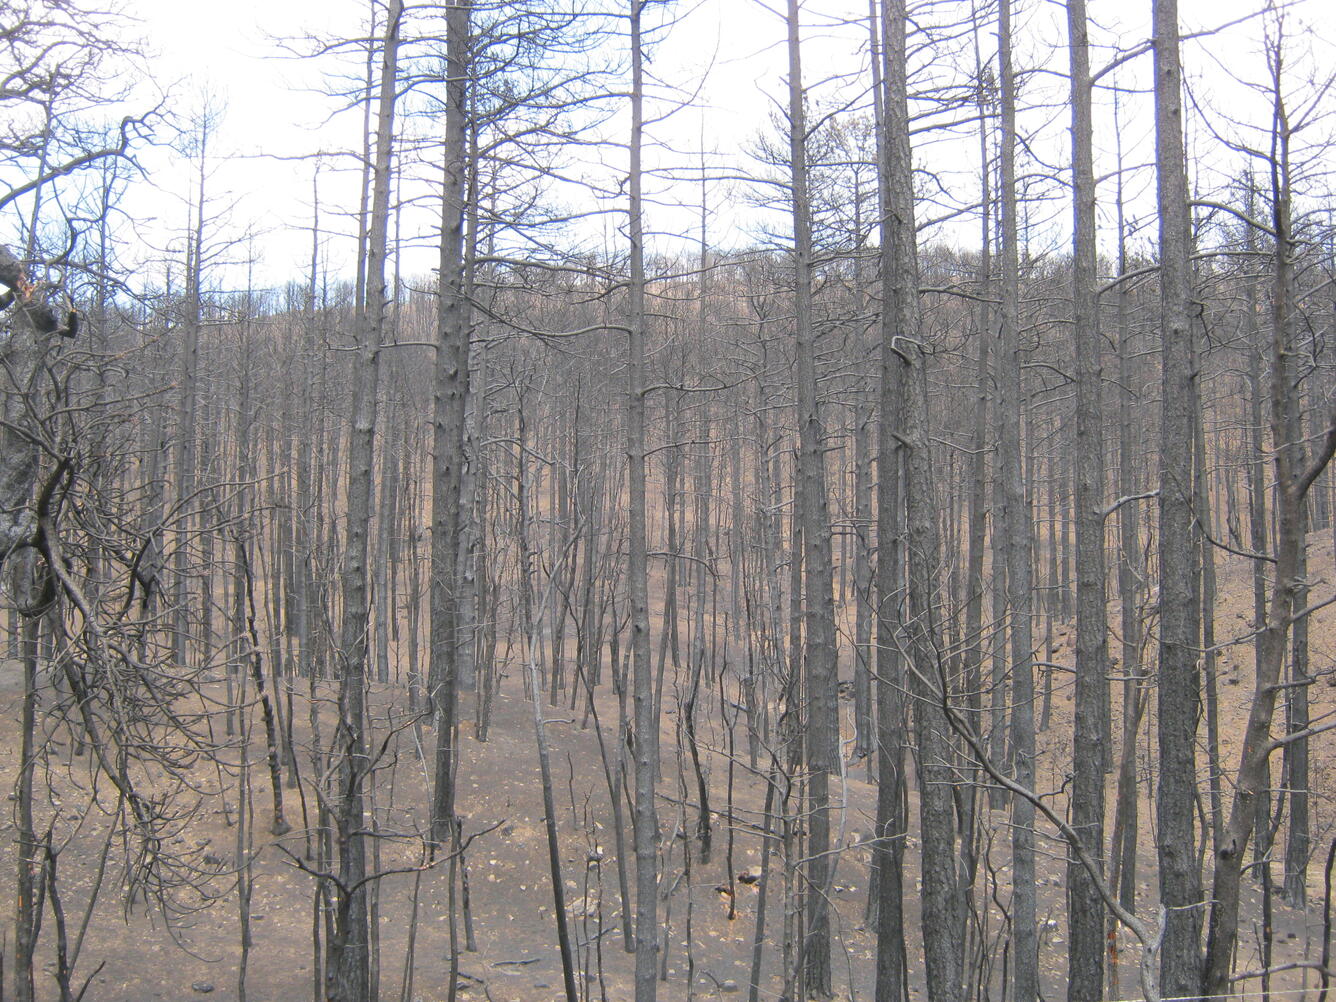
[0,550,1332,1002]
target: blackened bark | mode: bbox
[784,2,840,994]
[998,3,1037,998]
[329,5,400,1000]
[429,0,473,847]
[881,3,962,1000]
[1202,82,1336,996]
[1152,2,1204,994]
[628,6,660,999]
[1065,3,1107,997]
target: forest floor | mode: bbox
[0,551,1333,1002]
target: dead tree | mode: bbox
[328,3,402,999]
[1152,1,1205,994]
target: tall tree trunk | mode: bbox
[878,3,962,1000]
[963,0,992,835]
[234,309,289,837]
[686,410,712,860]
[374,397,398,687]
[783,2,840,994]
[1152,1,1204,993]
[14,600,40,1002]
[1107,126,1145,983]
[1202,75,1336,997]
[998,3,1037,998]
[429,0,473,848]
[1065,3,1107,997]
[870,26,909,964]
[627,6,660,999]
[1243,183,1274,884]
[1197,371,1224,856]
[172,132,207,674]
[329,5,400,999]
[1284,378,1315,905]
[852,403,874,766]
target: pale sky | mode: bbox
[108,0,1334,293]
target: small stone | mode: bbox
[203,853,223,866]
[722,980,740,993]
[192,982,215,994]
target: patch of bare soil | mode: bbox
[0,549,1332,1001]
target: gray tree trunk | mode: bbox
[963,0,992,831]
[329,4,400,999]
[997,3,1037,998]
[1151,1,1205,993]
[1202,81,1336,997]
[171,120,209,674]
[783,2,841,994]
[879,3,962,1000]
[1107,132,1146,983]
[429,0,473,847]
[1065,3,1107,997]
[627,6,660,999]
[852,403,874,766]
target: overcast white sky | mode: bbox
[120,0,812,287]
[114,0,1334,293]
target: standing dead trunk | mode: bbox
[1284,391,1315,906]
[1197,370,1224,857]
[328,5,400,999]
[1107,123,1146,984]
[782,2,841,994]
[374,400,398,687]
[627,6,660,998]
[878,3,962,1000]
[1065,3,1107,997]
[997,3,1037,998]
[1151,1,1205,993]
[232,313,289,837]
[14,595,40,1002]
[852,403,874,766]
[1241,180,1275,886]
[171,122,208,675]
[962,0,992,833]
[686,412,712,861]
[1201,59,1336,996]
[429,0,473,849]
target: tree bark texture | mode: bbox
[1065,3,1108,997]
[430,0,473,847]
[1152,2,1205,994]
[329,4,400,999]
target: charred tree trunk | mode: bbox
[783,1,841,994]
[1202,72,1336,997]
[627,6,660,999]
[880,2,962,1000]
[1152,1,1205,993]
[1065,3,1107,997]
[429,0,473,848]
[328,5,400,999]
[998,3,1037,998]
